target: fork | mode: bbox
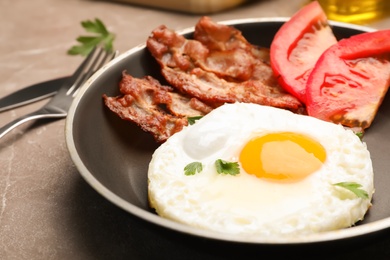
[0,47,116,139]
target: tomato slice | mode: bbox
[270,1,337,103]
[306,29,390,131]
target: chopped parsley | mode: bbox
[184,159,240,176]
[187,116,203,125]
[184,162,203,176]
[355,132,364,140]
[215,159,240,176]
[333,182,369,199]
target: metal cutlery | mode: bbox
[0,47,116,139]
[0,77,66,113]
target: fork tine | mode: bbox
[89,49,114,75]
[66,47,103,95]
[68,48,116,97]
[67,48,116,97]
[64,47,100,93]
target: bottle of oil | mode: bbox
[315,0,390,24]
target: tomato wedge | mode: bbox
[306,29,390,131]
[270,1,337,103]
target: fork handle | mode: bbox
[0,109,66,139]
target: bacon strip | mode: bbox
[103,72,212,143]
[146,18,304,113]
[194,17,279,87]
[194,16,264,81]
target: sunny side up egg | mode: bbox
[148,103,374,238]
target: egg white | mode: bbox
[148,103,374,238]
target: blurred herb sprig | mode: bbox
[68,18,115,56]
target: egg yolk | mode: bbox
[239,132,326,182]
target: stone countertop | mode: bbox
[1,0,390,259]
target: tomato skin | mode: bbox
[270,1,337,103]
[306,30,390,130]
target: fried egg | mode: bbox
[148,103,374,238]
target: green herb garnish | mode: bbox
[68,18,115,56]
[215,159,240,176]
[333,182,369,199]
[355,132,364,140]
[187,116,203,125]
[184,162,203,176]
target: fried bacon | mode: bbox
[194,16,279,87]
[103,72,212,143]
[146,17,304,113]
[194,16,271,82]
[104,17,306,142]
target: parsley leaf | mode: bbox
[355,132,364,140]
[215,159,240,175]
[184,162,203,176]
[333,182,369,199]
[187,116,203,125]
[68,18,115,56]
